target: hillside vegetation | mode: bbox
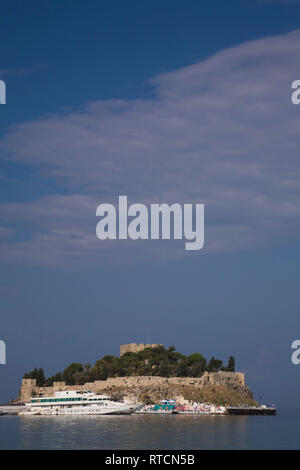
[23,345,235,386]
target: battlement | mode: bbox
[120,343,162,356]
[19,371,247,403]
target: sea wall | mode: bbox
[20,371,248,404]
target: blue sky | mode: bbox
[1,0,300,405]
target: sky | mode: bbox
[0,0,300,405]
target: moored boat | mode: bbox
[226,405,277,416]
[19,389,133,416]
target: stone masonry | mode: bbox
[20,371,246,403]
[120,343,162,356]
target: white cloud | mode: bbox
[1,31,300,266]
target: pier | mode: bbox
[0,405,27,415]
[226,406,276,416]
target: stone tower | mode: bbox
[120,342,162,356]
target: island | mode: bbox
[19,343,257,407]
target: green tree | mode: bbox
[62,363,84,385]
[23,368,45,386]
[24,346,237,385]
[226,356,235,372]
[177,358,188,377]
[45,372,62,386]
[206,357,223,372]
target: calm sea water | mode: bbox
[0,409,299,450]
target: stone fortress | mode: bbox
[20,371,248,403]
[120,342,162,356]
[19,343,255,405]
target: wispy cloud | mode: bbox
[0,65,46,79]
[1,31,300,266]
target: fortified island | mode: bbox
[19,343,256,406]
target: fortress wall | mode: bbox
[120,343,162,356]
[20,371,245,402]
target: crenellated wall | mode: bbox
[20,371,246,403]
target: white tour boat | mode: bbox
[19,390,133,416]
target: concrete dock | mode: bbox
[226,406,276,416]
[0,405,28,415]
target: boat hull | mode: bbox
[19,406,132,416]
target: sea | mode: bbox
[0,408,299,450]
